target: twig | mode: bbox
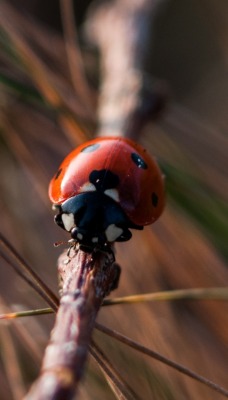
[85,0,166,139]
[24,247,118,400]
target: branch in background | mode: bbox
[85,0,167,139]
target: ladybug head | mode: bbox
[54,190,141,248]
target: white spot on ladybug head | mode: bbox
[105,224,123,242]
[79,182,96,193]
[92,237,99,243]
[62,213,75,231]
[104,189,120,202]
[77,232,83,240]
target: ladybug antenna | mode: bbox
[53,240,67,247]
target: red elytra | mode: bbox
[49,137,165,227]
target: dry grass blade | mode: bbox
[90,340,140,400]
[60,0,95,115]
[0,296,47,398]
[0,308,53,320]
[2,286,226,320]
[0,297,43,366]
[0,233,59,311]
[0,2,89,144]
[103,287,228,306]
[95,323,228,398]
[0,322,26,399]
[0,116,50,207]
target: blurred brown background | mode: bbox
[0,1,227,399]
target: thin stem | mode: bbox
[103,287,228,306]
[0,308,54,320]
[60,0,95,115]
[1,286,226,319]
[0,233,59,311]
[90,340,140,400]
[95,323,228,398]
[0,325,26,399]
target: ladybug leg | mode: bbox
[71,227,107,248]
[66,239,78,257]
[115,227,132,242]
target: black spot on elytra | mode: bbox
[131,153,148,169]
[152,192,158,207]
[55,168,62,180]
[81,143,100,153]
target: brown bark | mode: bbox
[25,247,118,400]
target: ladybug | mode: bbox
[49,137,165,248]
